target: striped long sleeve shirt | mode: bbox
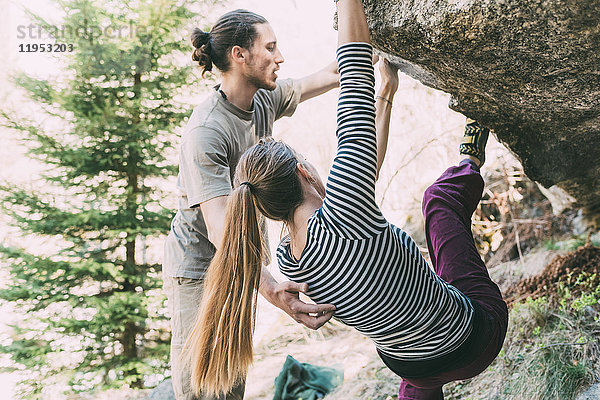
[276,43,474,361]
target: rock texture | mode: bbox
[576,383,600,400]
[146,379,175,400]
[362,0,600,215]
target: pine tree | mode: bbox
[0,0,207,396]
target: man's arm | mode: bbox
[201,196,336,330]
[297,60,339,103]
[258,267,335,330]
[200,195,228,249]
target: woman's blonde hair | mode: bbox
[183,138,303,396]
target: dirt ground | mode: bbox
[504,242,600,306]
[246,301,399,400]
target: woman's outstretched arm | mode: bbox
[375,59,400,180]
[337,0,371,45]
[320,1,387,238]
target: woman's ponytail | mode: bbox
[183,184,264,397]
[182,138,304,396]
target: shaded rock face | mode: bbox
[363,0,600,215]
[147,378,175,400]
[576,382,600,400]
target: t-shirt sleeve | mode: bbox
[270,78,302,120]
[180,126,232,208]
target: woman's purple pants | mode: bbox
[381,161,509,400]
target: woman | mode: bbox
[185,0,508,399]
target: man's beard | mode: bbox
[247,72,276,91]
[245,56,276,91]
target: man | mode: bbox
[163,9,338,400]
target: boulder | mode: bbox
[361,0,600,217]
[576,383,600,400]
[146,378,175,400]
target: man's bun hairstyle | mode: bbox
[190,9,268,77]
[191,28,213,76]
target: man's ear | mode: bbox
[230,45,247,66]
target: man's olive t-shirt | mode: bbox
[163,79,301,279]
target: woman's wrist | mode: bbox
[377,88,396,102]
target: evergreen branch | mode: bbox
[13,73,58,106]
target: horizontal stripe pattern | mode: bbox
[277,43,473,361]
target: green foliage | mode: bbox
[559,272,600,313]
[0,0,204,397]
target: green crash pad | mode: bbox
[273,355,344,400]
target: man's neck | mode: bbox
[219,74,258,112]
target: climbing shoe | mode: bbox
[459,119,490,167]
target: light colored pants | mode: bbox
[163,277,246,400]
